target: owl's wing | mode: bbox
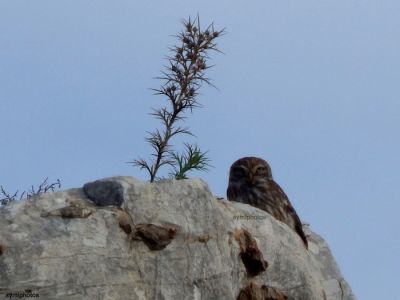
[270,180,308,249]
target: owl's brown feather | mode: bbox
[227,157,308,249]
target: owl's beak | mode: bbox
[248,166,260,184]
[247,171,255,184]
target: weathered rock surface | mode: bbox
[237,282,288,300]
[0,176,355,300]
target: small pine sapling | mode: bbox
[130,16,224,182]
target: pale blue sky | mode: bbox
[1,1,399,298]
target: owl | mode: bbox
[227,157,308,248]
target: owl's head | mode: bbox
[228,157,273,186]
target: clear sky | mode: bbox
[1,1,399,298]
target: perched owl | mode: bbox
[227,157,308,248]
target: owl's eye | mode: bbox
[237,168,245,174]
[233,167,247,176]
[255,166,266,175]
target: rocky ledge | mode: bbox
[0,176,355,300]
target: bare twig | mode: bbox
[0,178,61,206]
[26,177,61,198]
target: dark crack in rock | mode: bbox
[237,283,287,300]
[198,234,211,243]
[115,208,134,235]
[234,228,268,276]
[134,224,177,250]
[41,206,94,218]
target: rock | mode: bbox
[0,176,355,300]
[83,176,135,206]
[304,225,355,300]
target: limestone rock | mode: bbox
[0,176,355,300]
